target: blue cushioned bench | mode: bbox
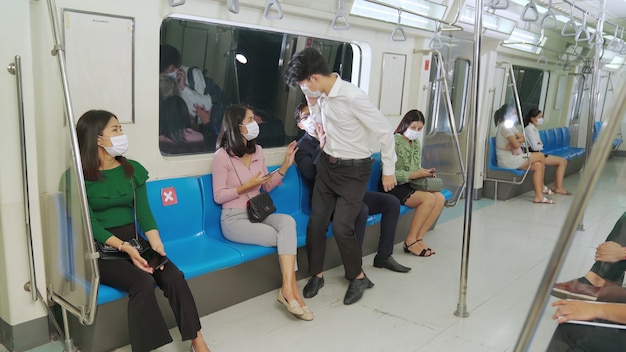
[70,152,434,351]
[483,127,585,200]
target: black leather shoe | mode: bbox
[343,276,374,305]
[303,276,324,298]
[373,255,411,273]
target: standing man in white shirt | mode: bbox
[285,48,397,305]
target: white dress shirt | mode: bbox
[308,73,396,175]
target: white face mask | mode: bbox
[536,117,544,125]
[242,121,260,141]
[300,116,317,135]
[100,134,129,157]
[300,80,322,99]
[404,129,421,141]
[165,70,178,80]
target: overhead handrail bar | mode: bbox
[536,54,547,66]
[227,0,240,14]
[45,0,100,326]
[560,0,620,35]
[391,10,407,42]
[606,26,622,52]
[168,0,186,6]
[331,0,350,30]
[264,0,283,20]
[8,56,37,302]
[540,0,557,29]
[560,4,577,37]
[486,0,509,10]
[521,0,539,22]
[365,0,464,32]
[574,12,590,42]
[429,22,443,49]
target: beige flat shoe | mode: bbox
[277,291,304,315]
[297,305,314,321]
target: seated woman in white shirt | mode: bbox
[523,109,570,195]
[494,104,553,204]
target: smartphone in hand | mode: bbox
[262,169,278,178]
[140,248,169,270]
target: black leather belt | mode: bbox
[326,154,372,166]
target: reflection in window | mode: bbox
[159,17,358,155]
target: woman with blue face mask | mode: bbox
[380,110,445,257]
[523,108,570,195]
[76,110,211,352]
[212,105,313,321]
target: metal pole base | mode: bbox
[454,304,469,318]
[578,223,585,231]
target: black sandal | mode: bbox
[403,239,434,257]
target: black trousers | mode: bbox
[306,153,371,280]
[99,224,201,352]
[590,212,626,284]
[354,191,401,257]
[546,322,626,351]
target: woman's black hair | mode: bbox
[395,109,425,134]
[76,110,133,181]
[216,104,256,157]
[493,104,512,127]
[523,108,542,127]
[159,95,192,145]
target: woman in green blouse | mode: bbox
[77,110,210,352]
[382,110,444,257]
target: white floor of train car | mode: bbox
[11,156,626,352]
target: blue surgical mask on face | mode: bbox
[242,121,260,141]
[100,134,129,157]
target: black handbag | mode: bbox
[409,177,443,192]
[246,191,276,223]
[95,238,146,260]
[229,156,277,222]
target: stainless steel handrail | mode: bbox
[455,0,483,319]
[45,0,99,325]
[483,63,532,186]
[8,56,37,302]
[423,50,467,207]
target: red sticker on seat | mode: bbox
[161,187,178,206]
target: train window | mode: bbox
[512,66,549,115]
[159,17,359,155]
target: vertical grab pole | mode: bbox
[8,56,37,302]
[455,0,483,318]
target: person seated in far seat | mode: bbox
[493,104,554,204]
[381,110,444,258]
[159,95,210,155]
[552,211,626,301]
[547,285,626,351]
[293,103,410,298]
[159,44,231,135]
[523,108,570,196]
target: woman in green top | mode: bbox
[77,110,210,352]
[382,110,444,257]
